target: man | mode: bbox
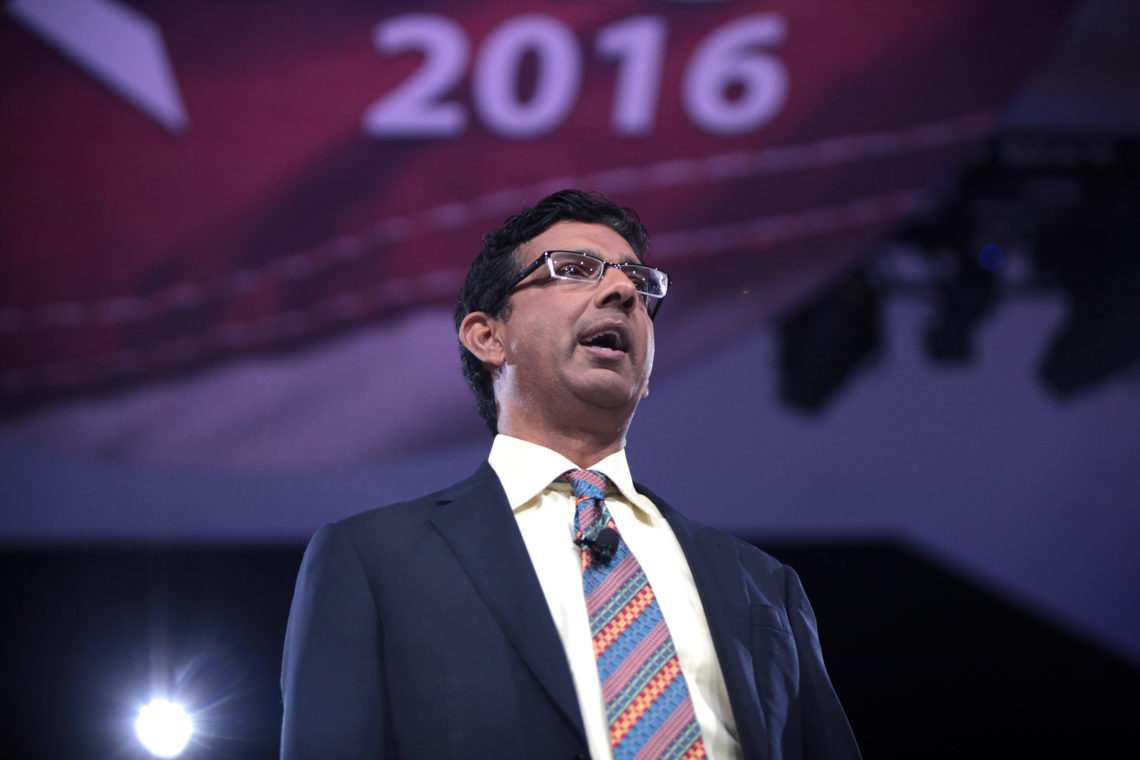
[280,190,860,759]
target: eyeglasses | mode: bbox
[507,251,670,319]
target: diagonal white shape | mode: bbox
[8,0,188,134]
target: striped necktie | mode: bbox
[560,469,707,760]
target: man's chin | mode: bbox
[569,373,647,412]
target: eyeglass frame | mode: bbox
[506,250,671,319]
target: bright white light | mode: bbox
[134,699,193,757]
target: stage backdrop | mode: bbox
[8,0,1139,670]
[3,0,1072,421]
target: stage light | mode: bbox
[135,699,193,758]
[1034,218,1140,396]
[924,250,997,362]
[778,267,882,411]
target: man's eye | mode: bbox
[555,263,589,278]
[625,272,650,290]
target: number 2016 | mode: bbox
[362,13,788,139]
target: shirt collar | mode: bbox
[488,434,645,513]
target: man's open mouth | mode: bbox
[579,326,629,354]
[581,330,626,352]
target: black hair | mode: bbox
[453,189,649,433]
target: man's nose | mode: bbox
[596,264,639,310]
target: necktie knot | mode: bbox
[559,469,616,566]
[559,469,609,502]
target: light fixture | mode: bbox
[135,698,193,758]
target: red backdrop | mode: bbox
[1,0,1074,413]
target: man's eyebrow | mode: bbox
[562,247,642,265]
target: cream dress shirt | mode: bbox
[488,435,742,760]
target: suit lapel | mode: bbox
[428,462,585,739]
[644,486,768,759]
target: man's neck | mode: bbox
[497,416,628,469]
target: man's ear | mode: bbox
[459,311,506,369]
[641,384,650,399]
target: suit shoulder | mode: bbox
[691,514,794,579]
[323,461,499,538]
[725,529,787,567]
[636,481,794,582]
[334,488,439,532]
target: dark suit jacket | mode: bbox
[281,462,860,759]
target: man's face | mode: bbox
[492,220,655,429]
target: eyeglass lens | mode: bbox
[547,252,664,296]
